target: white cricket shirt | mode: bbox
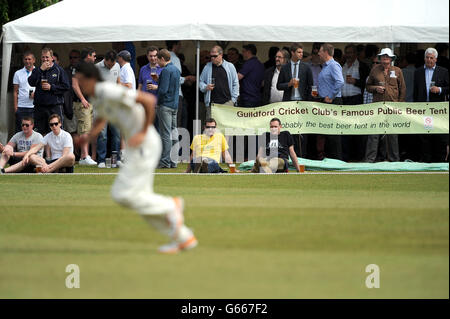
[96,60,120,83]
[93,82,145,140]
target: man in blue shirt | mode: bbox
[157,49,181,168]
[317,43,344,160]
[238,44,265,107]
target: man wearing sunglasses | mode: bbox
[23,114,75,173]
[199,46,239,122]
[186,118,234,173]
[0,117,43,174]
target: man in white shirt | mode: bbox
[95,50,122,168]
[0,117,43,173]
[117,50,136,90]
[13,52,36,133]
[23,114,75,173]
[75,62,198,254]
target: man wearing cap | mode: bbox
[117,50,136,90]
[238,44,265,107]
[365,48,406,162]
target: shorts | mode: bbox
[8,156,36,173]
[73,101,93,134]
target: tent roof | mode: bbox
[2,0,449,43]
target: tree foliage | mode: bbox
[1,0,60,29]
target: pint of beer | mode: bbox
[311,85,318,97]
[293,78,299,89]
[41,78,48,89]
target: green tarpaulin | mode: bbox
[239,158,449,172]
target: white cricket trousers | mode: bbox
[111,125,176,235]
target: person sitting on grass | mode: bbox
[23,114,75,173]
[0,117,44,174]
[252,118,301,173]
[186,118,235,173]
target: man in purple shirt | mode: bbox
[138,46,162,97]
[238,44,265,107]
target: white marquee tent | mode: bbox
[1,0,449,141]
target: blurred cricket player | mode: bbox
[75,62,197,254]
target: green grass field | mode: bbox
[0,166,448,298]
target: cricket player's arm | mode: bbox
[127,91,156,147]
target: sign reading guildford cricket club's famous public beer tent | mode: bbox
[1,0,449,142]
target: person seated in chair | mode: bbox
[23,114,75,173]
[252,118,301,173]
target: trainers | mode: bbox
[98,162,106,168]
[158,235,198,254]
[79,155,97,166]
[116,160,123,167]
[166,197,184,239]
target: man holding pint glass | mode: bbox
[365,48,406,162]
[277,43,313,158]
[28,48,70,135]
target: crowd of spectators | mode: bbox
[2,42,448,174]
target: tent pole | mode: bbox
[0,38,12,144]
[195,40,200,136]
[391,43,395,66]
